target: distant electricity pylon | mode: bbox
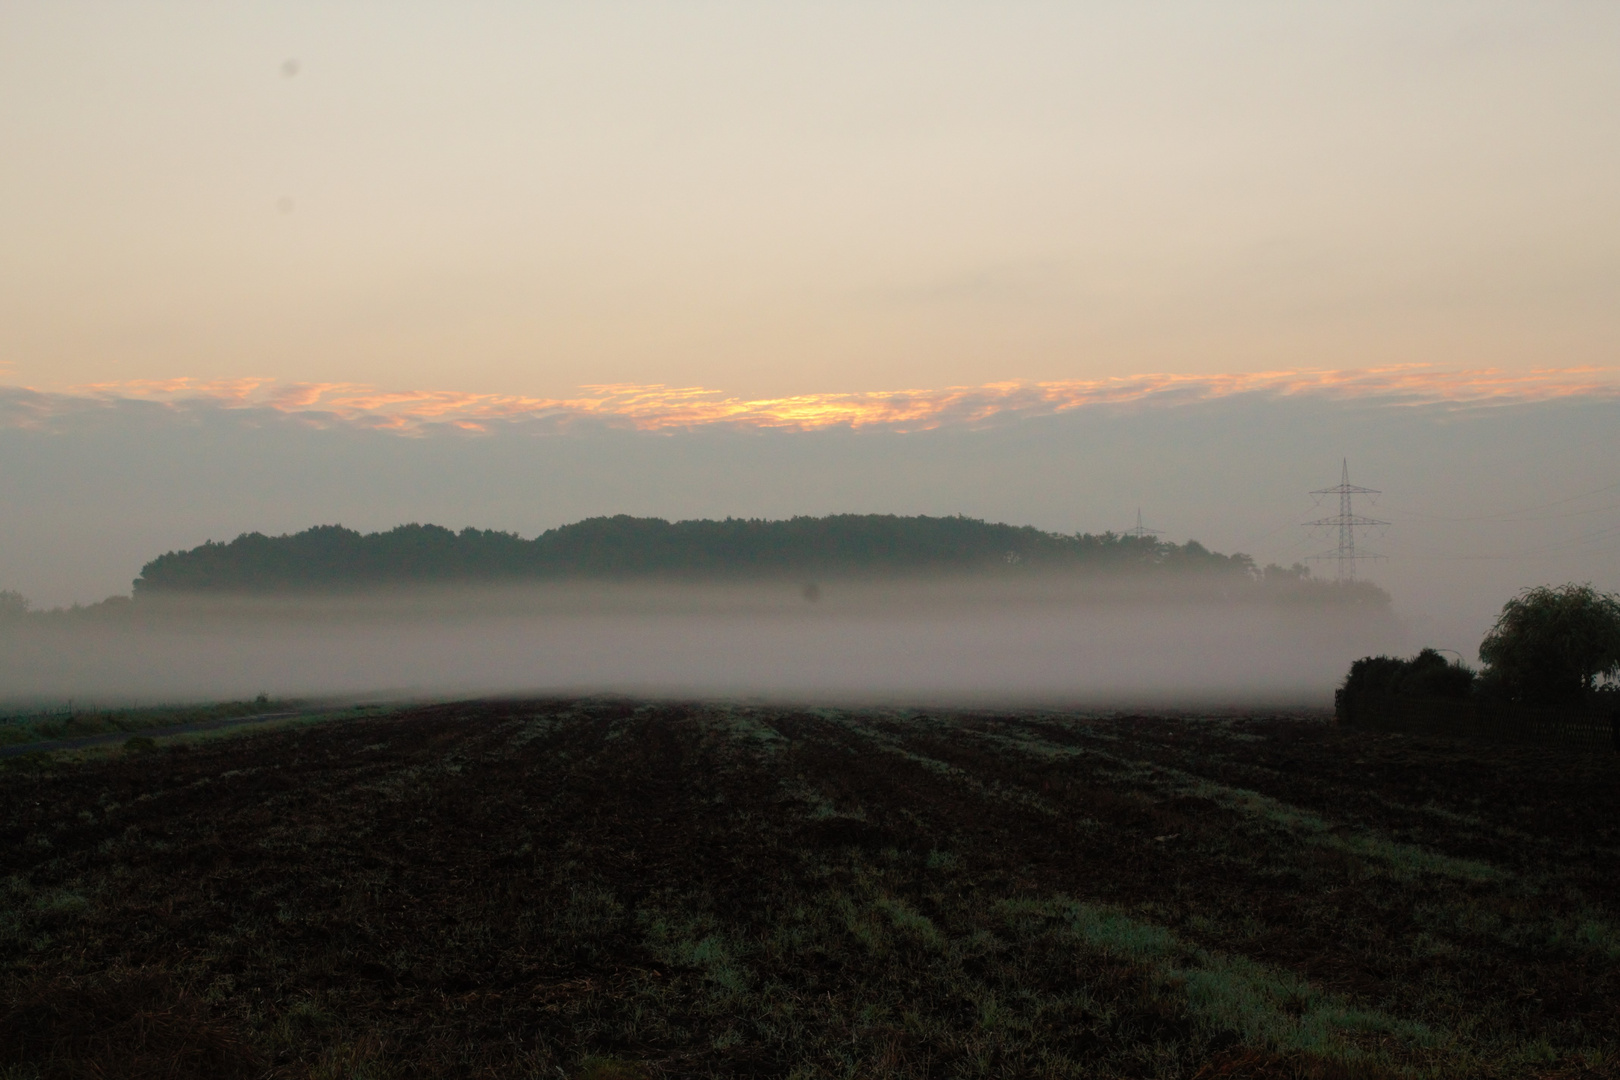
[1127,509,1161,540]
[1304,460,1387,582]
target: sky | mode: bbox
[3,2,1618,397]
[1,3,1618,681]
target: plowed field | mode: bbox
[5,699,1620,1078]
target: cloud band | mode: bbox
[6,366,1617,435]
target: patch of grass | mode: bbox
[575,1056,649,1080]
[1001,896,1433,1063]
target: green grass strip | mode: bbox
[998,896,1438,1064]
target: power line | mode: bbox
[1384,479,1620,523]
[1405,518,1620,562]
[1304,460,1387,582]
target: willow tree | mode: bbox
[1478,584,1620,703]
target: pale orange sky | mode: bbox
[2,2,1618,400]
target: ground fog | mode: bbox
[0,580,1400,707]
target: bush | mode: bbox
[1478,584,1620,704]
[0,590,28,619]
[1336,648,1474,723]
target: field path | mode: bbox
[0,704,359,758]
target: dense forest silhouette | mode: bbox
[130,515,1384,603]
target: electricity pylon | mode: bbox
[1304,460,1386,581]
[1127,509,1161,540]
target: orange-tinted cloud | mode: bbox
[36,366,1620,434]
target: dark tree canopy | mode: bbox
[127,514,1371,599]
[1477,583,1620,703]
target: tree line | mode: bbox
[123,515,1381,600]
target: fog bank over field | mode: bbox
[1,389,1615,685]
[0,581,1398,707]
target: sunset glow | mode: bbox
[13,366,1613,435]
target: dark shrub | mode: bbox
[1336,648,1474,723]
[1398,648,1477,699]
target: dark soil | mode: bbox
[4,699,1619,1078]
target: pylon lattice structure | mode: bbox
[1127,508,1161,540]
[1304,460,1387,582]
